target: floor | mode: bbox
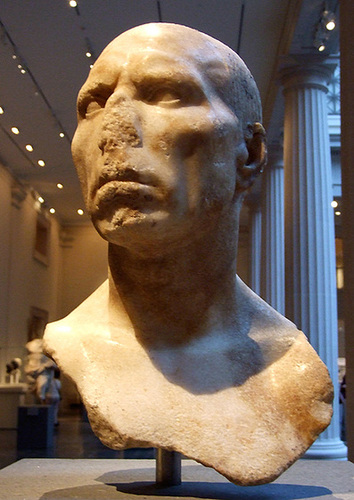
[0,411,155,471]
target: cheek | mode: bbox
[72,122,102,186]
[151,106,239,155]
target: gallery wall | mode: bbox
[0,164,108,383]
[0,164,61,381]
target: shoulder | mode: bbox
[43,280,110,374]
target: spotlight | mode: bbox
[323,10,336,31]
[11,127,20,134]
[69,0,77,6]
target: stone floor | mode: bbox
[0,411,155,470]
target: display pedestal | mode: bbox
[0,383,27,429]
[17,405,55,449]
[0,458,353,500]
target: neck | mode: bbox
[107,223,242,347]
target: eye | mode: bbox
[143,86,182,107]
[78,90,111,118]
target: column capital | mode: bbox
[279,55,336,93]
[266,144,284,169]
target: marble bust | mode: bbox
[44,23,333,486]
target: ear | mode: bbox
[236,122,267,192]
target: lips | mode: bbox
[97,180,155,205]
[97,165,144,190]
[93,162,161,209]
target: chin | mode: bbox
[92,207,201,252]
[92,208,172,245]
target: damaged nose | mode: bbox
[98,96,142,153]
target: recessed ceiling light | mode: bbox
[59,132,65,138]
[335,211,341,216]
[12,54,17,60]
[77,209,84,215]
[69,0,77,6]
[0,107,4,114]
[318,44,326,52]
[20,69,26,74]
[38,159,45,167]
[49,208,56,214]
[11,127,20,134]
[90,64,93,69]
[331,200,338,208]
[26,144,34,152]
[38,196,45,204]
[86,52,92,58]
[56,183,64,189]
[17,64,22,69]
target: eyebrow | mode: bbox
[77,81,114,106]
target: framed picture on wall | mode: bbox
[28,306,49,342]
[33,214,50,266]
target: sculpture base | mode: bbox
[0,458,353,499]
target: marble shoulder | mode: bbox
[43,280,109,370]
[236,277,329,372]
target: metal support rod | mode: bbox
[156,449,182,486]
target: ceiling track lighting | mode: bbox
[0,22,70,145]
[313,4,336,52]
[323,9,336,31]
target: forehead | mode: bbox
[81,27,231,92]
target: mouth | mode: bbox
[96,180,156,206]
[97,165,149,190]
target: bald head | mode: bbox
[96,23,262,134]
[73,23,266,248]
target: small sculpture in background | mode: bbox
[6,357,22,384]
[25,339,61,425]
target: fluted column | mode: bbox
[260,146,285,314]
[247,198,261,295]
[281,58,346,458]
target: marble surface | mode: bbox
[44,23,333,486]
[0,458,353,500]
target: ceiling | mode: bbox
[0,0,339,225]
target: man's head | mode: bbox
[72,23,266,249]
